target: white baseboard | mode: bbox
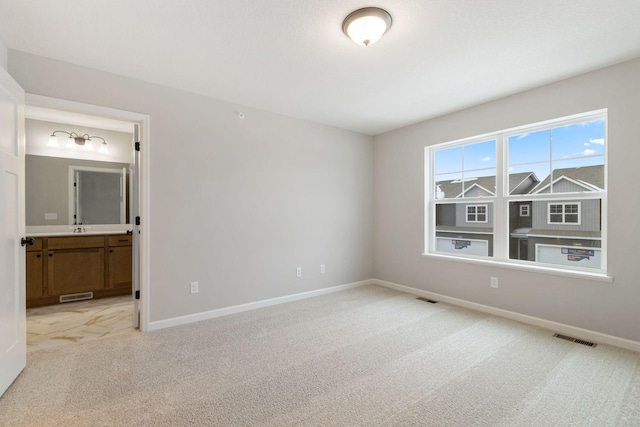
[147,279,374,331]
[373,278,640,353]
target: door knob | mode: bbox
[21,237,35,247]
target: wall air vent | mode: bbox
[553,333,597,347]
[60,292,93,303]
[416,297,438,304]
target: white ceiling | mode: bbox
[2,0,640,135]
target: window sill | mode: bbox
[421,253,613,283]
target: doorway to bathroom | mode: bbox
[23,94,150,350]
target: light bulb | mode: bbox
[346,16,388,46]
[99,142,108,154]
[66,136,75,148]
[47,134,59,147]
[84,139,93,151]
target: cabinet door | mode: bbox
[26,252,43,299]
[47,248,105,295]
[108,246,132,289]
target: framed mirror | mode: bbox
[69,166,127,225]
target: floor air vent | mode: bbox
[553,333,597,347]
[60,292,93,303]
[416,297,438,304]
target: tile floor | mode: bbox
[26,295,136,352]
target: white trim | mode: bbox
[146,280,374,331]
[547,201,581,225]
[436,229,492,235]
[373,279,640,353]
[25,94,151,332]
[534,175,601,195]
[457,183,495,198]
[421,252,612,282]
[466,204,488,223]
[519,205,530,217]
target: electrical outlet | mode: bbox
[190,281,199,294]
[320,264,325,274]
[490,277,499,288]
[45,213,58,220]
[296,267,302,277]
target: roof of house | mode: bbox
[435,172,539,199]
[531,165,604,193]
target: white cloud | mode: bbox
[481,156,491,162]
[582,149,596,156]
[584,142,590,146]
[589,138,604,145]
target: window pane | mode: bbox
[548,158,605,193]
[464,140,496,171]
[552,119,605,161]
[459,170,497,198]
[435,202,493,257]
[435,146,463,174]
[565,214,579,223]
[508,199,601,269]
[509,129,551,165]
[435,172,463,199]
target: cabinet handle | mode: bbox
[48,253,53,257]
[36,254,41,258]
[110,249,113,253]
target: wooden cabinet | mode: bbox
[26,240,44,299]
[25,234,132,308]
[108,235,132,289]
[47,247,105,295]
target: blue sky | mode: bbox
[434,119,605,183]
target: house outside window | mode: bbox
[426,110,606,274]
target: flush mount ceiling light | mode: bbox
[342,7,392,46]
[48,130,107,153]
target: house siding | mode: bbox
[532,199,600,232]
[456,203,494,228]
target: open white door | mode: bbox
[0,67,26,397]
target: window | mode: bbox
[548,202,580,224]
[426,110,606,274]
[467,205,488,223]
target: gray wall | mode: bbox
[25,155,129,226]
[9,50,374,322]
[373,58,640,342]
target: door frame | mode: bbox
[25,94,151,331]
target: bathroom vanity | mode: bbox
[26,232,132,308]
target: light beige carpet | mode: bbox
[1,285,639,426]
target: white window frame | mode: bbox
[519,205,530,217]
[547,202,581,225]
[466,204,488,223]
[424,109,609,280]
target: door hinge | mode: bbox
[135,216,141,225]
[135,141,141,151]
[135,290,140,300]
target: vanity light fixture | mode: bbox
[48,130,107,152]
[342,7,392,46]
